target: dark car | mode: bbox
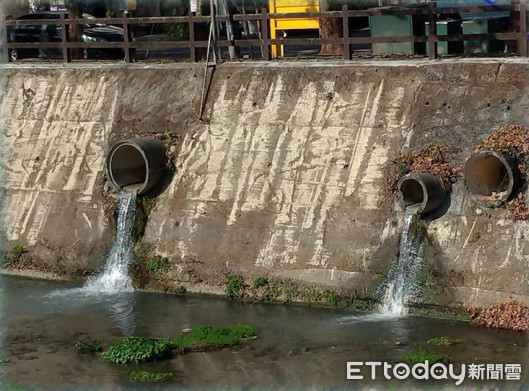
[8,12,131,61]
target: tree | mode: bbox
[65,0,84,59]
[319,0,343,55]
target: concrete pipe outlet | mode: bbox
[397,173,447,215]
[106,138,168,196]
[464,150,519,207]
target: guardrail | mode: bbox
[1,1,527,63]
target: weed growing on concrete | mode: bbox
[467,300,529,331]
[476,124,529,172]
[506,193,529,221]
[224,274,246,299]
[147,256,170,278]
[128,371,173,382]
[261,281,281,302]
[300,285,324,303]
[400,348,449,364]
[73,338,102,353]
[251,276,269,289]
[283,288,297,304]
[133,196,158,240]
[170,285,187,295]
[427,336,462,346]
[323,290,340,307]
[5,245,28,266]
[476,124,529,220]
[388,143,460,191]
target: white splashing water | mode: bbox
[84,190,137,293]
[381,210,424,316]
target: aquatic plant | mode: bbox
[73,338,102,353]
[467,300,529,331]
[400,348,449,364]
[102,324,258,364]
[427,336,462,346]
[172,324,258,352]
[128,371,173,382]
[4,384,44,391]
[102,337,172,364]
[224,273,246,299]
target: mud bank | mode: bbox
[3,59,529,308]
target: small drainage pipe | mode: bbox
[464,150,519,207]
[397,173,447,215]
[106,138,167,196]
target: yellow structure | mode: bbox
[127,0,137,11]
[268,0,320,58]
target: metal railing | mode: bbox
[1,1,527,63]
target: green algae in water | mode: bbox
[400,348,449,364]
[173,324,258,351]
[427,336,462,346]
[102,324,258,364]
[102,337,172,364]
[128,371,173,382]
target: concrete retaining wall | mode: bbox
[3,60,529,307]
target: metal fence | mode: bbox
[2,1,527,63]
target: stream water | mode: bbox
[2,275,528,390]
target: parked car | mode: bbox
[8,12,132,61]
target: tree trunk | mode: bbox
[68,0,84,59]
[319,0,343,55]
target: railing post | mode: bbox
[1,15,9,63]
[519,0,527,56]
[427,2,437,59]
[60,13,71,63]
[342,5,350,60]
[188,11,196,62]
[122,12,132,63]
[260,8,269,61]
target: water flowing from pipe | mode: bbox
[84,190,137,293]
[381,210,425,316]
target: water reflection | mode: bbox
[48,288,137,336]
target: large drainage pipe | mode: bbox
[464,150,519,207]
[106,138,168,196]
[397,173,447,215]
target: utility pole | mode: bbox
[210,0,221,62]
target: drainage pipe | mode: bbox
[464,150,519,207]
[106,138,167,196]
[397,173,447,215]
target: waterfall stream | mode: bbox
[381,210,425,316]
[84,190,137,293]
